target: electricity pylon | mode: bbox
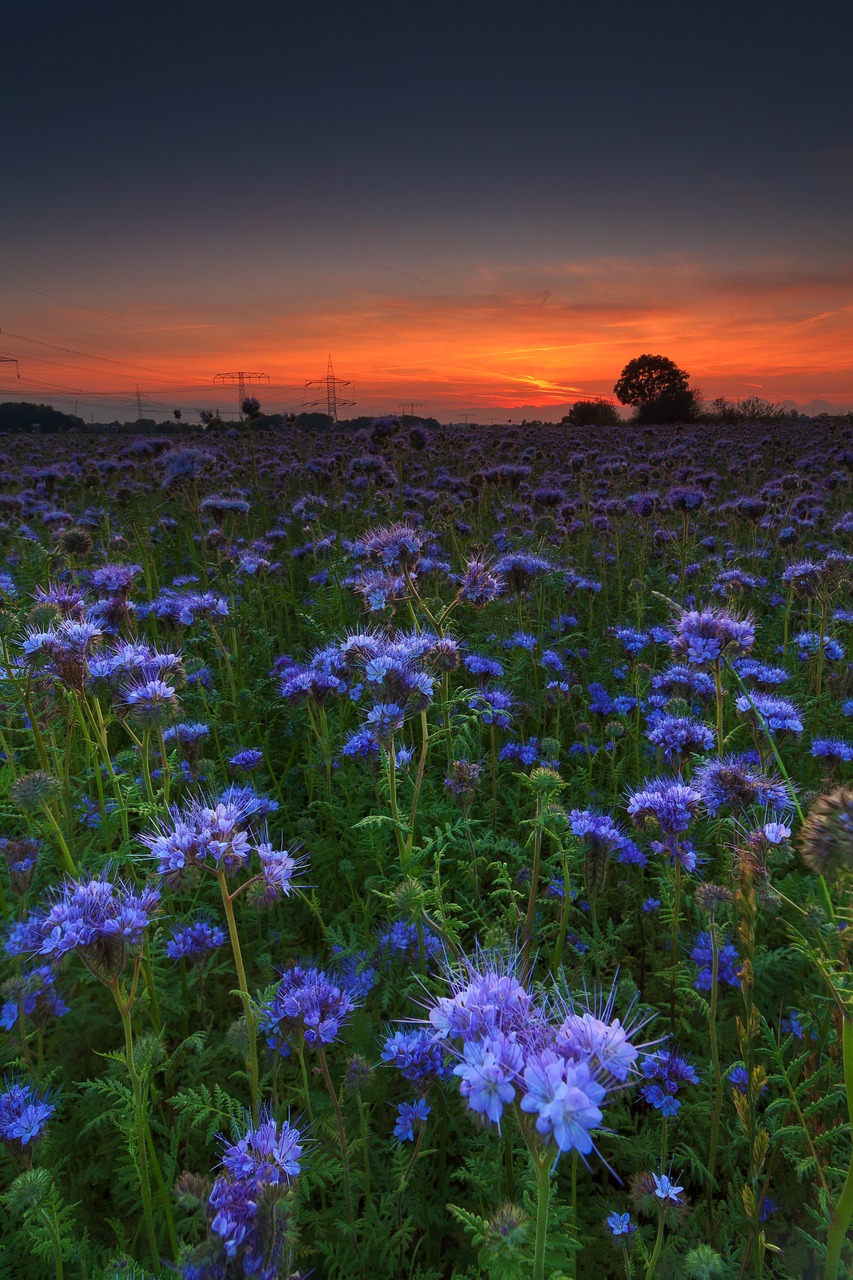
[303,355,355,422]
[213,371,271,419]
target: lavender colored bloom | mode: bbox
[652,1169,685,1205]
[260,963,356,1052]
[646,714,715,763]
[165,919,226,964]
[393,1097,430,1142]
[17,876,160,980]
[0,1078,55,1150]
[670,607,755,666]
[734,691,803,736]
[626,777,703,834]
[643,897,661,913]
[377,920,442,965]
[456,559,503,604]
[467,688,514,728]
[0,965,68,1031]
[365,702,406,741]
[465,653,505,679]
[228,748,264,772]
[220,1111,304,1186]
[520,1052,605,1155]
[694,753,792,815]
[811,738,853,763]
[640,1049,698,1118]
[381,1027,449,1084]
[453,1031,525,1124]
[606,1210,636,1237]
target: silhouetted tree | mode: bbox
[614,354,699,423]
[562,399,622,427]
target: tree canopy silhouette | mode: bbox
[613,354,699,423]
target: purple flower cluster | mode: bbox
[196,1112,304,1277]
[569,809,647,867]
[639,1048,699,1118]
[734,692,804,736]
[141,787,302,896]
[0,964,68,1030]
[0,1078,55,1150]
[670,607,755,666]
[646,714,715,763]
[425,951,653,1157]
[260,963,356,1052]
[7,875,161,980]
[165,919,226,964]
[626,777,703,834]
[691,932,742,990]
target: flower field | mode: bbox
[0,417,851,1279]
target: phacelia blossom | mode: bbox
[691,932,742,990]
[626,777,703,834]
[0,1078,55,1151]
[670,608,755,666]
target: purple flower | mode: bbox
[0,1078,55,1149]
[735,692,803,736]
[165,919,226,964]
[627,777,703,834]
[16,876,160,980]
[453,1031,525,1124]
[381,1028,449,1084]
[229,748,265,772]
[691,932,741,990]
[652,1169,684,1205]
[520,1052,605,1155]
[393,1097,430,1142]
[606,1210,636,1237]
[260,963,356,1052]
[670,608,755,666]
[220,1111,304,1186]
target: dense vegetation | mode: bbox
[0,418,851,1279]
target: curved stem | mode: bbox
[217,873,259,1121]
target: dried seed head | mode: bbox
[798,787,853,880]
[695,882,734,918]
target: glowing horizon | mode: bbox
[2,252,851,421]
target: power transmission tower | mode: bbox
[213,370,271,419]
[136,385,144,420]
[303,355,355,422]
[399,400,425,421]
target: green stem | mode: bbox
[114,985,159,1262]
[40,804,77,878]
[705,922,723,1239]
[532,1154,551,1280]
[825,1015,853,1280]
[38,1207,64,1280]
[318,1046,354,1224]
[643,1209,666,1280]
[217,873,259,1121]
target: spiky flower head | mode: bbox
[55,525,93,558]
[9,772,60,814]
[694,882,734,918]
[798,787,853,881]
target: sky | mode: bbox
[2,0,852,422]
